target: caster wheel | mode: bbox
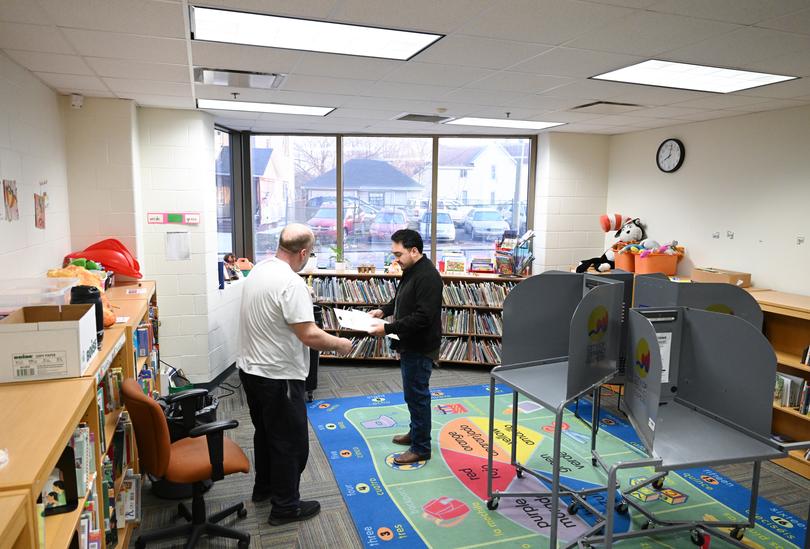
[238,507,248,519]
[640,521,652,531]
[615,501,629,515]
[487,498,499,510]
[730,527,744,541]
[690,530,705,546]
[238,540,250,549]
[516,469,524,478]
[177,503,191,521]
[567,501,580,515]
[592,458,598,467]
[652,477,665,490]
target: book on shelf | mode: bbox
[114,469,142,524]
[69,423,95,496]
[775,372,807,408]
[101,456,118,546]
[96,386,107,453]
[803,345,810,365]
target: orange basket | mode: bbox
[635,253,678,276]
[614,252,635,272]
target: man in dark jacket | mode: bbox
[368,229,442,464]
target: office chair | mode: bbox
[121,379,251,548]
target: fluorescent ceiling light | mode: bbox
[196,98,334,116]
[190,6,442,61]
[592,59,797,93]
[444,117,565,130]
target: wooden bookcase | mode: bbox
[750,290,810,479]
[301,269,519,367]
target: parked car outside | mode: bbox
[464,208,510,240]
[369,209,409,241]
[304,196,377,220]
[419,210,456,242]
[307,202,375,240]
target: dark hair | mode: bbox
[391,229,423,253]
[223,253,236,263]
[53,480,65,489]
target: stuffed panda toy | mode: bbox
[576,217,646,273]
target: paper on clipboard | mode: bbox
[333,308,399,340]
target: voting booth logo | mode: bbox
[587,306,609,342]
[635,338,651,379]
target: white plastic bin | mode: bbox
[0,277,79,317]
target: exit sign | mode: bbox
[147,212,201,225]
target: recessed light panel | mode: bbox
[191,6,442,61]
[592,60,797,93]
[444,117,565,130]
[197,99,334,116]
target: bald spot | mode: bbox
[279,223,315,253]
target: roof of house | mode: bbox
[216,146,274,177]
[215,145,230,175]
[438,145,486,167]
[304,158,422,190]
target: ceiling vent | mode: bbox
[569,101,644,115]
[194,68,287,90]
[395,113,453,123]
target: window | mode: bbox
[215,129,234,260]
[250,136,337,262]
[342,137,432,268]
[460,169,467,179]
[436,137,530,265]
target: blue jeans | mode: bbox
[400,352,433,456]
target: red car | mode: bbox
[369,209,408,241]
[307,203,375,240]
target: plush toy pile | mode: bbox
[47,262,117,327]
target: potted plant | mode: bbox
[330,245,346,273]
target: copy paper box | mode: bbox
[691,267,751,288]
[0,304,98,383]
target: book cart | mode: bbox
[580,307,810,548]
[485,273,625,548]
[303,269,519,367]
[0,280,159,549]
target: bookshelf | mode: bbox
[750,290,810,479]
[0,491,34,549]
[302,270,519,367]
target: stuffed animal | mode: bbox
[576,216,646,273]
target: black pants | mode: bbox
[239,369,309,513]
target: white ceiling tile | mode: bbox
[331,0,492,34]
[412,35,551,70]
[85,57,190,82]
[35,72,108,92]
[625,117,687,128]
[535,78,627,100]
[443,88,534,106]
[203,0,339,19]
[672,94,774,110]
[195,85,352,107]
[735,77,810,99]
[672,109,747,121]
[128,94,195,109]
[57,89,116,98]
[507,94,588,111]
[462,106,547,119]
[723,98,807,112]
[0,1,51,24]
[0,22,74,54]
[284,74,377,96]
[534,111,603,123]
[292,51,399,80]
[382,62,494,87]
[583,0,657,7]
[363,81,456,100]
[459,0,635,45]
[38,0,185,38]
[471,71,573,93]
[196,108,259,120]
[567,11,739,56]
[740,53,810,78]
[665,27,810,69]
[103,77,191,97]
[191,41,301,74]
[62,29,188,63]
[586,114,666,126]
[331,108,400,120]
[4,50,93,75]
[757,7,810,35]
[510,47,644,78]
[629,105,714,119]
[548,81,706,106]
[646,0,809,25]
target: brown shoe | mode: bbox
[392,433,411,446]
[394,450,430,464]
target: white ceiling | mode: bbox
[2,0,810,135]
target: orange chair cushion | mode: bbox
[164,435,250,485]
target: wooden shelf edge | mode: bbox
[773,404,810,421]
[772,452,810,480]
[774,351,810,374]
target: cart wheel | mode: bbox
[640,520,652,530]
[516,468,524,478]
[238,507,248,519]
[615,501,629,515]
[729,527,744,541]
[652,477,665,490]
[690,530,705,546]
[307,391,314,403]
[486,498,499,510]
[567,501,580,515]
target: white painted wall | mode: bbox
[533,133,610,272]
[138,107,237,383]
[0,51,71,279]
[607,104,810,295]
[63,97,141,259]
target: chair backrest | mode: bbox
[121,379,171,477]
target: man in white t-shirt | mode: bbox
[237,223,352,526]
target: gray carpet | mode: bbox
[132,363,810,548]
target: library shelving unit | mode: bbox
[749,290,810,479]
[0,280,159,549]
[106,280,160,391]
[302,269,520,367]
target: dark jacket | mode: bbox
[382,256,443,354]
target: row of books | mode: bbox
[101,456,118,546]
[115,469,142,525]
[774,372,810,414]
[74,473,101,549]
[439,337,502,364]
[100,368,124,414]
[442,281,516,308]
[310,276,397,304]
[322,336,397,359]
[441,309,503,336]
[134,319,157,359]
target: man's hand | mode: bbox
[367,321,386,337]
[369,309,384,319]
[335,337,353,355]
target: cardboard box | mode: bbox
[0,304,98,383]
[691,267,751,288]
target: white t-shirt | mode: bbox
[237,257,315,380]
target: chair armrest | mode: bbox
[189,419,239,481]
[163,388,209,404]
